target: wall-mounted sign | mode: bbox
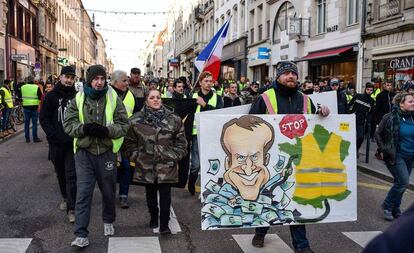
[258,47,270,60]
[169,58,179,67]
[11,54,28,61]
[327,25,338,33]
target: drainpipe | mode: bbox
[357,0,367,94]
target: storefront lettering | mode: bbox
[389,56,414,69]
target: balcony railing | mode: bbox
[379,0,400,19]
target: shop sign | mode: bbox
[327,25,338,33]
[11,54,28,61]
[258,47,270,60]
[389,56,414,69]
[169,58,179,67]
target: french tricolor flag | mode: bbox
[195,18,231,81]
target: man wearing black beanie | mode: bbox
[249,61,330,253]
[64,64,129,249]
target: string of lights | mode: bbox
[83,8,167,15]
[96,27,159,33]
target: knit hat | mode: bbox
[276,61,298,80]
[86,65,107,84]
[60,66,76,76]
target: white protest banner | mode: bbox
[199,114,356,230]
[309,91,338,114]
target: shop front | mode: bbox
[220,37,247,82]
[297,45,358,84]
[8,37,36,83]
[372,55,414,89]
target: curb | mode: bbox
[358,164,414,191]
[0,126,24,144]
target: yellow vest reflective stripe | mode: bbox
[192,93,217,135]
[21,84,40,106]
[0,87,13,108]
[371,88,381,101]
[73,86,124,153]
[123,90,135,118]
[262,88,311,114]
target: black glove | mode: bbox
[83,123,109,138]
[83,123,95,136]
[93,124,109,138]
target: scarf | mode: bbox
[143,105,168,128]
[276,82,299,97]
[84,84,108,100]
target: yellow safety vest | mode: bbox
[21,84,40,106]
[73,86,123,153]
[261,88,311,114]
[192,93,217,135]
[216,87,224,96]
[238,83,246,91]
[0,87,13,108]
[123,90,135,118]
[346,94,353,104]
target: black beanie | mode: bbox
[276,61,298,81]
[86,65,107,84]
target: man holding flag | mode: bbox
[188,18,231,194]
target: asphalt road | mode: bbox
[0,130,413,253]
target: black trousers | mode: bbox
[145,182,171,226]
[49,144,77,211]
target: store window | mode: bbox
[372,56,414,88]
[347,0,359,25]
[311,61,356,84]
[273,1,296,43]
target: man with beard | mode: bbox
[249,61,330,253]
[348,83,375,153]
[129,67,148,98]
[223,83,242,108]
[302,80,314,95]
[40,66,78,223]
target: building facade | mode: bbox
[215,0,248,82]
[6,0,38,82]
[0,0,7,81]
[362,0,414,89]
[36,0,58,81]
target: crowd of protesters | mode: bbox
[2,61,414,252]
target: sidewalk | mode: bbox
[0,123,24,143]
[357,139,414,190]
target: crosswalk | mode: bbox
[0,231,381,252]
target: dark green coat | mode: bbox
[123,106,188,184]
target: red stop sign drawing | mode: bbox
[279,115,308,139]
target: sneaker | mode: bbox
[120,198,129,209]
[383,209,394,221]
[59,200,67,211]
[68,210,75,223]
[159,226,171,235]
[104,223,115,236]
[252,234,265,248]
[71,237,89,248]
[33,138,42,143]
[295,248,315,253]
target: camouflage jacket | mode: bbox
[123,106,188,184]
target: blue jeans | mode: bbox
[1,108,11,131]
[118,156,131,198]
[255,225,310,250]
[383,154,413,211]
[23,108,38,140]
[190,136,200,174]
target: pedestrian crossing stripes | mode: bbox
[0,238,32,253]
[233,234,293,253]
[108,237,161,253]
[0,231,382,252]
[342,231,382,248]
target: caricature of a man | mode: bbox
[220,115,275,201]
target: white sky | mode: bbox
[81,0,171,73]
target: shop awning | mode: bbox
[296,46,354,62]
